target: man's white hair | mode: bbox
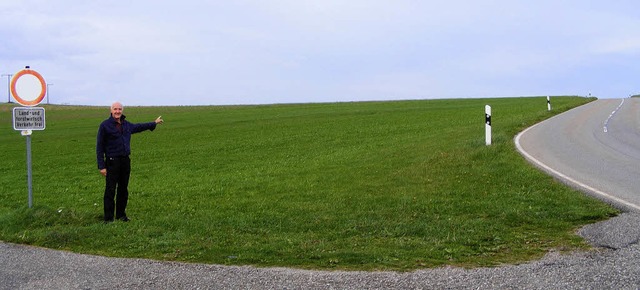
[111,102,123,109]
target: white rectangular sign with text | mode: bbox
[13,107,46,131]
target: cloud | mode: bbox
[1,1,639,105]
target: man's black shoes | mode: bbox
[104,216,130,224]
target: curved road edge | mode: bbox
[514,104,640,213]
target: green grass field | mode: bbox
[0,97,617,271]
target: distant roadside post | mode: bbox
[11,66,47,208]
[485,105,491,146]
[1,73,12,103]
[547,96,551,111]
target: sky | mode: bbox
[1,1,639,106]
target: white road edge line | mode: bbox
[603,98,625,133]
[515,116,640,212]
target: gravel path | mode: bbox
[2,213,640,289]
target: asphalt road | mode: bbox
[516,98,640,212]
[2,98,640,289]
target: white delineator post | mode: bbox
[485,105,491,146]
[547,96,551,111]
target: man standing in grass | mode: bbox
[96,102,163,223]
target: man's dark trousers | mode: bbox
[104,156,131,221]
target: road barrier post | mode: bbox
[485,105,491,146]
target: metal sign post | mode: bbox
[22,130,34,208]
[12,107,46,208]
[10,66,47,208]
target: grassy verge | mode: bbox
[0,96,616,271]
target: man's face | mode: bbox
[111,103,123,120]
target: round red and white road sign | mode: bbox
[10,67,47,106]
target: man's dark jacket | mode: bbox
[96,114,156,170]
